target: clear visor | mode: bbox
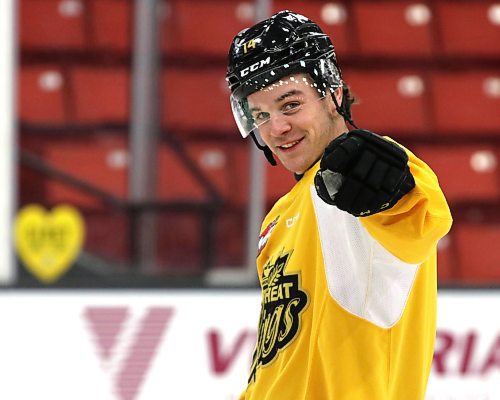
[230,60,341,138]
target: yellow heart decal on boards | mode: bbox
[15,204,85,284]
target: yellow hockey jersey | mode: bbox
[242,145,453,400]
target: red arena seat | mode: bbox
[161,67,235,133]
[413,145,500,203]
[352,1,435,58]
[266,161,296,205]
[435,1,500,57]
[88,0,132,52]
[157,144,211,202]
[41,135,129,208]
[345,70,430,136]
[19,65,68,124]
[157,141,252,206]
[83,210,131,264]
[431,71,500,134]
[70,66,130,124]
[182,140,295,207]
[156,212,205,270]
[213,207,246,267]
[273,1,355,57]
[455,222,500,283]
[185,141,249,205]
[20,0,87,51]
[436,232,459,283]
[161,0,255,56]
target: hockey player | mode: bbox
[226,10,453,400]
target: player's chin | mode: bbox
[278,155,310,175]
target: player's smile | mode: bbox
[278,137,303,150]
[247,74,342,174]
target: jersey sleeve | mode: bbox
[360,144,453,264]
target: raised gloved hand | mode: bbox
[314,129,415,217]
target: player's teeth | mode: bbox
[281,140,299,149]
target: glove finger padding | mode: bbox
[315,129,415,217]
[319,132,364,174]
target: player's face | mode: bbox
[247,74,345,174]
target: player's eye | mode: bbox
[253,111,271,124]
[282,101,302,114]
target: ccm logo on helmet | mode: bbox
[240,57,271,77]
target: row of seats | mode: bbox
[414,145,500,204]
[20,135,296,209]
[57,205,500,279]
[17,183,500,279]
[55,209,246,270]
[438,221,500,284]
[20,133,500,277]
[21,135,500,210]
[20,0,500,58]
[19,65,500,135]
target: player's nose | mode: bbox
[269,114,292,137]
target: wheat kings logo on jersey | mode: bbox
[249,250,308,383]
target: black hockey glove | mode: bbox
[314,129,415,217]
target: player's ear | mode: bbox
[326,87,343,115]
[334,87,343,107]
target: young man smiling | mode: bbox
[246,72,344,174]
[226,10,452,400]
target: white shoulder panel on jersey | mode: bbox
[310,186,419,328]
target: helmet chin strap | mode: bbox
[249,132,277,166]
[331,88,358,130]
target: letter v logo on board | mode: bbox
[83,306,174,400]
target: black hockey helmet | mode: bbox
[226,11,351,165]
